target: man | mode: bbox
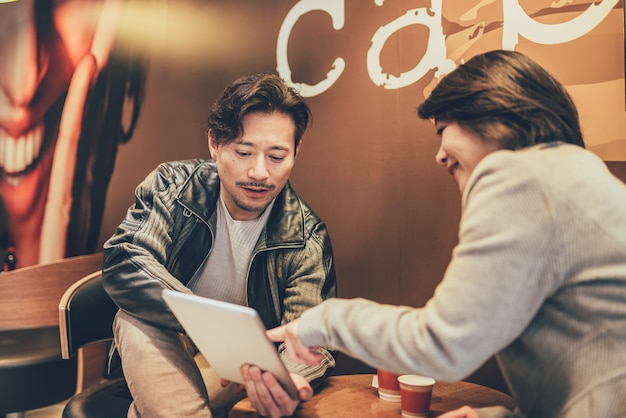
[103,73,337,418]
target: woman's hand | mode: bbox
[266,319,323,365]
[438,405,479,418]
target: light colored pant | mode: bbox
[113,310,245,418]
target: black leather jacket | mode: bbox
[103,159,337,382]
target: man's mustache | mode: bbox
[236,182,275,190]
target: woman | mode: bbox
[265,50,626,417]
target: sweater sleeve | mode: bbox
[297,151,560,381]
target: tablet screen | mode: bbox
[162,289,299,400]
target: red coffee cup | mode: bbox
[377,369,402,402]
[398,375,435,417]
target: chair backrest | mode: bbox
[59,271,120,360]
[0,253,104,329]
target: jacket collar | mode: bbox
[176,160,306,249]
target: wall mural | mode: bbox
[1,0,624,272]
[0,0,144,269]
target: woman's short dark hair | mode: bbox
[417,50,584,149]
[207,73,311,152]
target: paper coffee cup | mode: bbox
[398,375,435,417]
[377,369,402,402]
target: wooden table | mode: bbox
[0,252,104,328]
[229,374,516,417]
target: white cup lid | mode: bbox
[398,375,435,387]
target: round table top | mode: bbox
[229,374,516,417]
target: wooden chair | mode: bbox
[59,270,132,418]
[0,253,103,418]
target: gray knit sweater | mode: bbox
[298,143,626,417]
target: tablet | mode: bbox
[161,289,299,399]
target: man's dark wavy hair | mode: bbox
[207,73,311,153]
[418,50,585,150]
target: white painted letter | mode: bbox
[276,0,345,97]
[502,0,619,49]
[367,0,455,89]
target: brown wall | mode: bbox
[608,162,626,183]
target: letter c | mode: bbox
[276,0,345,97]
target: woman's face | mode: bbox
[434,121,501,194]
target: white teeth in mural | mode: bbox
[0,122,44,177]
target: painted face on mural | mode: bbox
[0,0,100,189]
[434,121,501,195]
[209,111,301,221]
[0,0,107,267]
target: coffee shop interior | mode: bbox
[1,0,625,417]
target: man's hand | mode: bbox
[266,319,323,366]
[438,406,479,418]
[240,364,313,417]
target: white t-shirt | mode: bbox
[188,195,274,305]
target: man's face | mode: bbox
[209,111,301,221]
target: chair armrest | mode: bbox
[59,271,119,359]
